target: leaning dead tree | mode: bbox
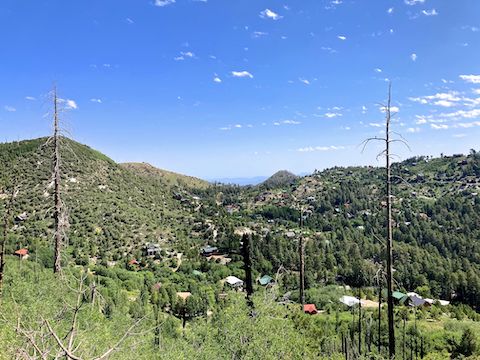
[0,184,18,299]
[361,83,409,359]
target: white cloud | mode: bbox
[174,51,195,61]
[460,75,480,84]
[431,124,449,130]
[453,134,467,138]
[407,127,421,133]
[374,68,383,73]
[434,100,455,107]
[324,112,342,118]
[231,71,253,78]
[369,123,383,128]
[404,0,425,5]
[297,145,345,152]
[282,120,301,125]
[337,35,347,40]
[387,7,394,14]
[90,98,102,103]
[213,76,222,83]
[299,78,310,85]
[411,53,417,62]
[379,106,399,113]
[252,31,268,38]
[25,96,36,101]
[422,9,438,16]
[4,105,16,112]
[473,89,480,95]
[234,124,242,128]
[65,99,78,110]
[154,0,175,7]
[260,9,282,20]
[126,18,134,24]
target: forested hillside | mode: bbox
[1,138,480,359]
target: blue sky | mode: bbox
[1,0,479,179]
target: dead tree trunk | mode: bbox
[385,84,396,358]
[358,287,362,355]
[53,87,62,274]
[378,278,382,354]
[242,233,253,306]
[299,208,305,307]
[0,185,16,298]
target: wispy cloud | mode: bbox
[431,124,449,130]
[404,0,425,5]
[174,51,195,61]
[299,78,310,85]
[260,9,282,20]
[410,53,417,61]
[4,105,16,112]
[406,127,421,133]
[213,75,222,83]
[126,18,134,24]
[460,74,480,84]
[324,112,342,118]
[154,0,175,7]
[297,145,345,152]
[252,31,268,38]
[337,35,347,40]
[387,7,394,14]
[58,98,78,110]
[25,96,36,101]
[90,98,102,103]
[422,9,438,16]
[231,71,253,78]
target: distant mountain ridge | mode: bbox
[261,170,299,188]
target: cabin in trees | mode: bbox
[224,276,243,290]
[144,243,161,257]
[14,248,29,260]
[258,275,274,286]
[303,304,318,315]
[201,245,219,256]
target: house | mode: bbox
[14,212,28,222]
[14,248,29,259]
[201,245,218,256]
[258,275,274,286]
[177,292,192,301]
[392,291,407,304]
[145,243,161,257]
[304,304,318,315]
[128,259,139,266]
[224,276,244,289]
[339,295,360,307]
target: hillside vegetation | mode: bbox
[1,138,480,358]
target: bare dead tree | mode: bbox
[10,271,143,359]
[0,184,18,299]
[361,83,410,359]
[299,207,305,308]
[52,86,63,273]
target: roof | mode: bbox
[176,292,192,301]
[438,300,450,306]
[392,291,407,300]
[128,259,139,265]
[225,276,243,285]
[339,295,360,307]
[15,248,28,256]
[202,245,218,253]
[259,275,274,286]
[304,304,318,314]
[409,295,428,307]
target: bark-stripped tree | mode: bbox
[362,83,409,359]
[52,87,63,273]
[299,208,305,307]
[0,184,18,299]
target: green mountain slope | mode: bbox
[121,162,209,189]
[0,137,213,264]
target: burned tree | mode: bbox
[361,83,409,359]
[0,184,18,299]
[299,208,305,307]
[52,87,63,273]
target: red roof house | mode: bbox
[14,248,29,257]
[304,304,318,315]
[128,259,139,266]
